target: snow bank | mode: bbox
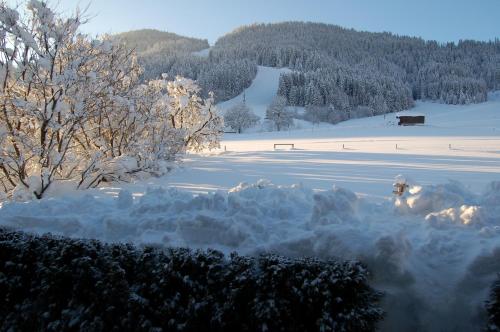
[395,180,500,230]
[396,180,477,215]
[1,179,500,331]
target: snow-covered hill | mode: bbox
[217,66,291,119]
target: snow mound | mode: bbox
[425,205,485,228]
[1,179,500,331]
[396,180,476,215]
[484,181,500,208]
[394,180,500,231]
[311,186,359,225]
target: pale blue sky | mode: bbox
[10,0,500,44]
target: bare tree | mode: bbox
[265,96,293,131]
[224,102,259,133]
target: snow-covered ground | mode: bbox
[175,93,500,201]
[191,47,211,57]
[1,66,500,330]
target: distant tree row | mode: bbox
[113,29,210,55]
[223,97,295,133]
[277,67,414,117]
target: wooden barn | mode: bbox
[397,115,425,126]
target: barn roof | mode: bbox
[395,112,426,117]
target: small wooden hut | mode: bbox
[397,115,425,126]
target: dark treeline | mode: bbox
[114,29,257,102]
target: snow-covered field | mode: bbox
[174,91,500,200]
[1,65,500,330]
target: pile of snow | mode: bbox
[1,179,500,331]
[394,180,500,232]
[396,180,476,215]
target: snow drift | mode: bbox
[1,179,500,330]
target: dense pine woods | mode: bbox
[115,29,257,102]
[128,23,500,119]
[214,23,499,109]
[114,29,209,55]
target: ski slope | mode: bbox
[191,47,210,57]
[1,66,500,330]
[217,66,291,118]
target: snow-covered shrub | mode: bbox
[0,1,222,198]
[0,228,384,331]
[311,186,359,226]
[0,1,101,198]
[247,254,383,331]
[486,275,500,331]
[163,77,223,152]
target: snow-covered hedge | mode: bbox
[486,275,500,331]
[0,228,383,331]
